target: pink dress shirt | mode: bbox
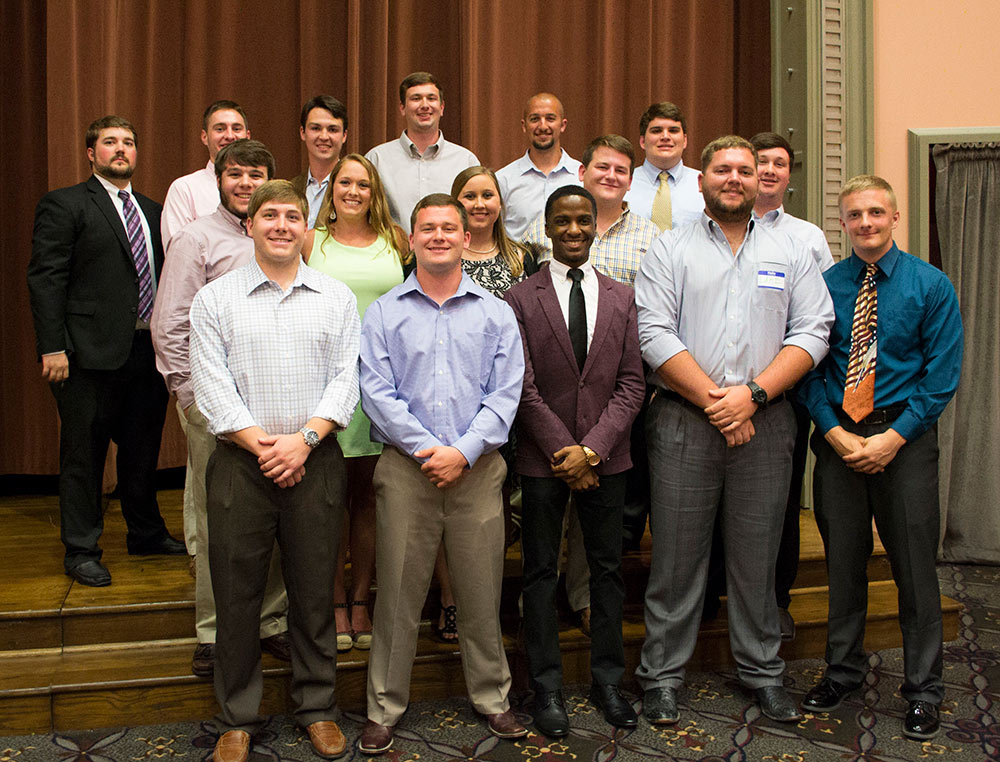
[161,161,220,245]
[151,205,253,409]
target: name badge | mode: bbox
[757,269,786,291]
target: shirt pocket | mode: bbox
[752,260,791,314]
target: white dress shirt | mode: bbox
[94,173,157,303]
[365,131,479,233]
[625,159,704,229]
[496,149,582,239]
[548,258,598,350]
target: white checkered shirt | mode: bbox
[190,259,360,436]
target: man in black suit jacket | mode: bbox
[27,115,184,587]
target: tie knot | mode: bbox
[865,263,879,277]
[659,171,670,183]
[568,268,584,283]
[118,190,130,203]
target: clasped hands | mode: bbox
[704,384,757,447]
[551,445,598,491]
[257,433,310,488]
[825,426,905,474]
[415,445,469,489]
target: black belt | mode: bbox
[838,403,907,426]
[657,389,785,410]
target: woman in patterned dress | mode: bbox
[303,154,410,651]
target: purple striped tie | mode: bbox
[118,190,153,322]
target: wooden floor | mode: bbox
[0,489,961,734]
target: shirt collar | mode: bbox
[306,168,331,187]
[94,172,133,197]
[215,203,250,236]
[400,130,444,158]
[245,258,320,295]
[638,159,686,185]
[753,204,784,225]
[549,256,596,282]
[847,241,901,280]
[398,269,485,302]
[702,212,755,239]
[516,148,577,176]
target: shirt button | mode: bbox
[438,370,443,375]
[439,339,444,345]
[437,401,442,406]
[729,315,735,320]
[728,342,734,347]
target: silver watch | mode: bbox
[299,427,320,449]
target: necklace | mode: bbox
[465,242,498,255]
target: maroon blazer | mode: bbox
[504,266,645,477]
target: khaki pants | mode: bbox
[366,447,511,726]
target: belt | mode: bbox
[657,388,786,410]
[839,403,907,426]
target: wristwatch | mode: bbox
[299,426,321,449]
[746,381,768,406]
[581,445,601,467]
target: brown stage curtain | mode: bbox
[1,0,770,476]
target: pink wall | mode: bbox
[874,1,1000,249]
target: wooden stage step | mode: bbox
[0,490,960,734]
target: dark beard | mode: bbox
[706,195,754,223]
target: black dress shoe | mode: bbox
[643,686,679,725]
[904,700,940,740]
[756,686,802,722]
[260,632,292,661]
[532,692,569,738]
[128,534,187,556]
[591,684,638,728]
[66,560,111,587]
[801,676,860,712]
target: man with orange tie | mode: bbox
[799,175,963,740]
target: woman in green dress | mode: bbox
[303,153,410,651]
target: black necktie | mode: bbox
[568,268,587,371]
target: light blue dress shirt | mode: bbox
[753,205,835,272]
[496,149,582,239]
[635,214,834,389]
[360,271,524,467]
[624,159,704,229]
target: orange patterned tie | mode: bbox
[843,263,878,422]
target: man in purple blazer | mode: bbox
[504,185,645,737]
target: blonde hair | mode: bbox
[451,166,529,278]
[316,154,410,265]
[839,174,897,211]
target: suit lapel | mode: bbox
[535,271,581,375]
[87,175,132,259]
[581,272,614,379]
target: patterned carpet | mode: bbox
[3,564,999,761]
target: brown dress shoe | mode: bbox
[213,730,250,762]
[358,720,394,755]
[306,721,347,758]
[260,632,292,661]
[486,709,528,738]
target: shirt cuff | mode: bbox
[890,411,922,443]
[450,433,484,469]
[208,408,257,438]
[641,333,686,374]
[783,335,828,369]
